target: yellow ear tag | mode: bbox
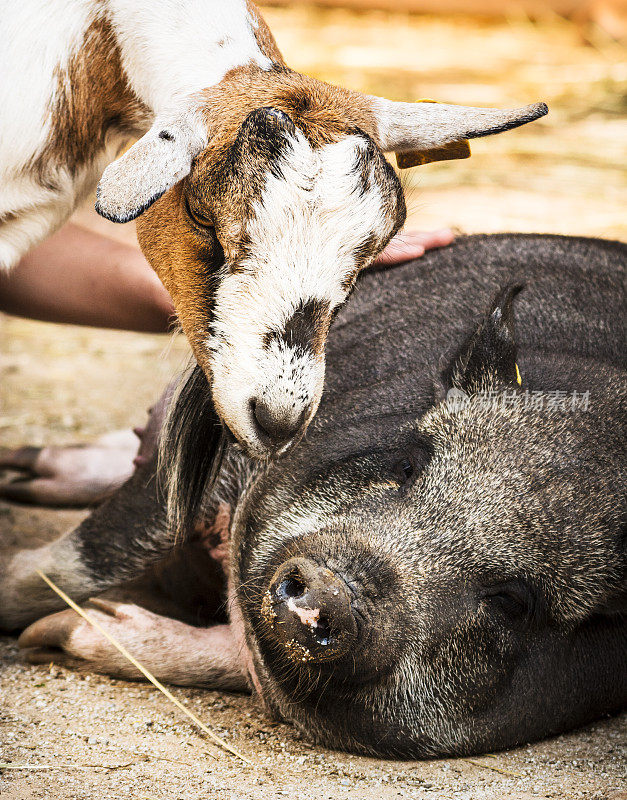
[395,99,472,169]
[515,363,522,386]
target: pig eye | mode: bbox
[185,196,214,229]
[391,439,433,484]
[394,457,415,483]
[481,580,536,624]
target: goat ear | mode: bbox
[96,113,208,223]
[396,139,471,169]
[159,364,226,539]
[444,283,524,395]
[367,96,547,167]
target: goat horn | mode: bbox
[369,97,548,154]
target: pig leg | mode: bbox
[0,466,171,631]
[0,377,171,509]
[16,506,244,689]
[0,429,138,507]
[18,599,248,691]
[0,387,181,631]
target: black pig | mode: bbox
[1,233,625,758]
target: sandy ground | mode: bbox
[1,7,626,799]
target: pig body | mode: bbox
[2,233,625,757]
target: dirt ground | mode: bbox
[1,6,625,799]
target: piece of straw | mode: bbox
[35,570,253,766]
[0,762,136,771]
[462,758,522,778]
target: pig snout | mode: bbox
[262,557,358,663]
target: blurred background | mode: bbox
[1,0,626,448]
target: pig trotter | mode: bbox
[0,430,138,507]
[19,601,249,690]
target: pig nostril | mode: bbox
[312,615,331,646]
[277,572,307,600]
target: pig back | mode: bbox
[317,233,625,437]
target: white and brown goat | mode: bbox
[0,0,547,458]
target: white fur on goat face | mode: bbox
[206,131,401,457]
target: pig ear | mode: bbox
[159,365,226,538]
[445,283,524,395]
[96,113,209,223]
[595,535,627,615]
[367,97,547,168]
[595,589,627,616]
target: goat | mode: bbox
[1,0,547,469]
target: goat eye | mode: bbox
[393,457,414,483]
[185,197,214,229]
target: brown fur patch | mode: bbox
[313,314,333,359]
[199,64,379,151]
[135,183,221,373]
[31,16,147,186]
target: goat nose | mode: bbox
[252,399,306,444]
[263,557,358,663]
